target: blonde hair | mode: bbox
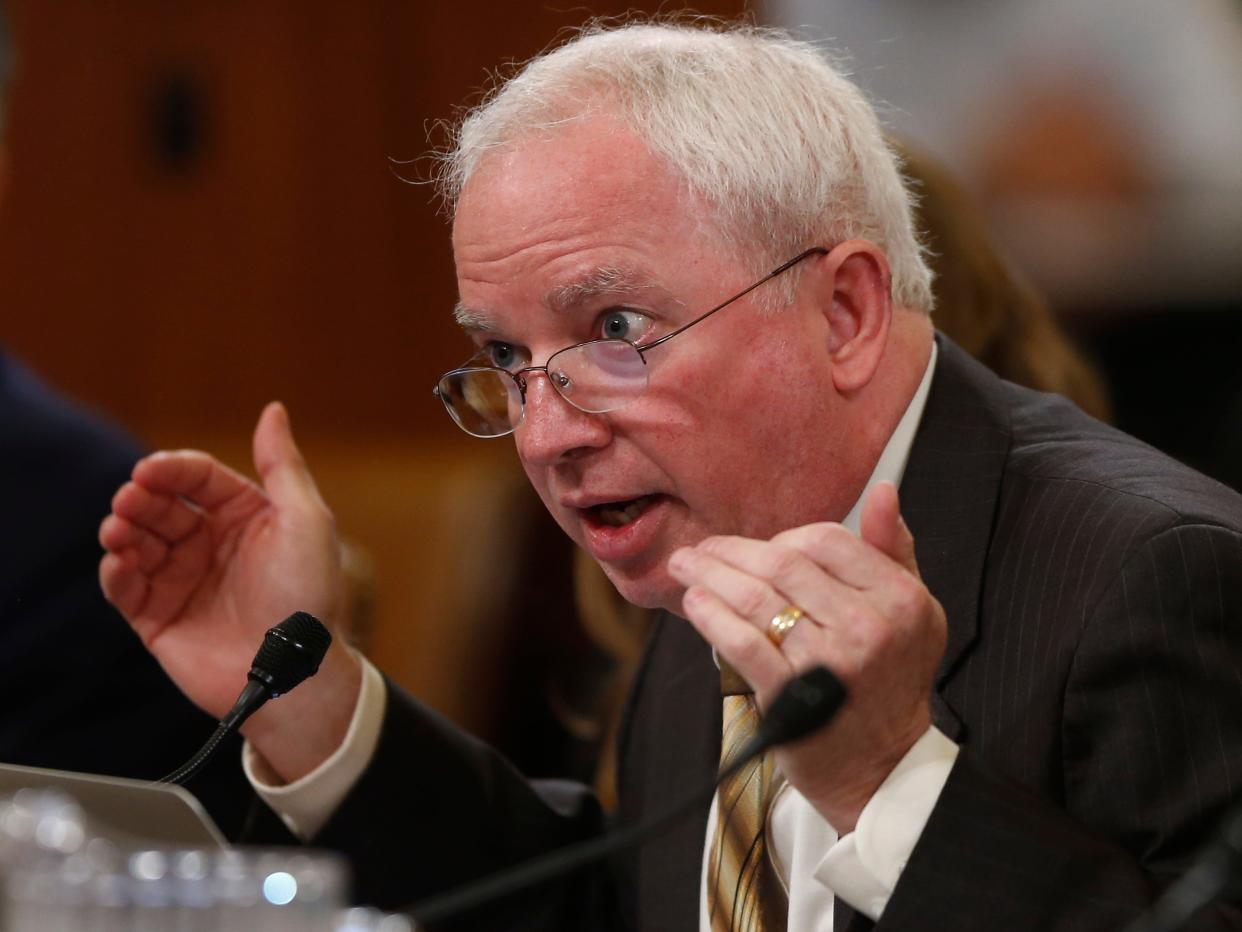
[436,20,934,312]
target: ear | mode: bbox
[814,240,893,394]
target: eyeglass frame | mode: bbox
[433,245,829,437]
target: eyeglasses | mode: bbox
[433,247,828,438]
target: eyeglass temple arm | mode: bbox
[634,247,829,353]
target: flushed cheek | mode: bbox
[677,457,762,538]
[613,412,755,539]
[680,409,828,538]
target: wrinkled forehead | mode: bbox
[450,114,735,258]
[447,116,753,342]
[457,125,662,222]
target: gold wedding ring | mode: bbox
[767,604,804,646]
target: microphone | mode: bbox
[157,611,332,786]
[408,665,846,928]
[737,664,848,763]
[1122,802,1242,932]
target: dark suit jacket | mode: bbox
[0,352,254,837]
[315,337,1242,930]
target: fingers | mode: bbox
[669,493,924,693]
[771,503,917,596]
[670,540,878,685]
[99,484,193,626]
[101,447,249,636]
[109,480,203,545]
[672,536,857,633]
[252,402,329,514]
[114,403,324,541]
[132,449,261,514]
[99,550,150,624]
[859,481,918,577]
[99,513,169,573]
[99,509,215,635]
[677,582,790,696]
[668,505,944,835]
[135,525,213,627]
[669,543,791,693]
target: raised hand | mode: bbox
[667,481,947,833]
[99,402,361,781]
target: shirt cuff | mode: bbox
[815,726,958,919]
[242,653,387,841]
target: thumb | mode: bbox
[253,401,327,512]
[860,480,919,577]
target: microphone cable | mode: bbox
[409,665,847,927]
[157,611,332,786]
[1122,802,1242,932]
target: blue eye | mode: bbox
[484,342,524,371]
[599,309,652,343]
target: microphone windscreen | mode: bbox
[251,611,332,696]
[757,666,846,747]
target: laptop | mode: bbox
[0,762,228,848]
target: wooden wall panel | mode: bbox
[0,1,751,725]
[0,0,751,444]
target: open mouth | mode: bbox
[585,494,662,528]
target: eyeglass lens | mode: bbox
[437,339,650,438]
[437,368,521,438]
[555,340,649,412]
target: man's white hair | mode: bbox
[437,20,934,313]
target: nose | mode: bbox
[514,371,611,466]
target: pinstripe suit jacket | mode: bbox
[317,335,1242,930]
[614,336,1242,930]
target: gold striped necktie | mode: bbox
[706,663,788,931]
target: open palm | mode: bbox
[99,403,345,720]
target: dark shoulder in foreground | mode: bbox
[0,351,144,584]
[0,351,255,837]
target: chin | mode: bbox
[600,561,683,614]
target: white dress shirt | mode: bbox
[246,343,958,928]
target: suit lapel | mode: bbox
[834,896,876,931]
[900,337,1012,741]
[623,613,721,929]
[622,337,1013,926]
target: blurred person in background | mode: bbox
[896,140,1112,423]
[768,0,1242,308]
[97,19,1242,931]
[769,0,1242,491]
[0,1,254,836]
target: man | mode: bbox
[0,1,253,835]
[98,21,1242,930]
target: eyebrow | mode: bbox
[453,303,495,333]
[547,265,653,313]
[453,265,667,334]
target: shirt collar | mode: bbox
[839,340,938,534]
